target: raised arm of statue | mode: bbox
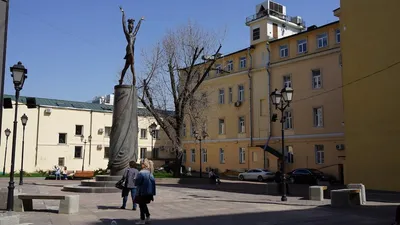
[120,6,128,35]
[133,17,144,37]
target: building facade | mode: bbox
[182,1,345,180]
[0,0,8,142]
[336,0,400,191]
[0,95,173,173]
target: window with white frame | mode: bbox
[227,60,233,72]
[219,148,225,164]
[202,149,207,163]
[58,157,65,167]
[312,69,322,89]
[285,146,294,163]
[313,107,324,127]
[218,119,225,135]
[104,147,110,159]
[317,33,328,48]
[315,145,324,164]
[279,45,289,58]
[218,89,225,104]
[182,150,186,164]
[297,39,307,53]
[240,57,247,68]
[191,149,196,162]
[75,125,83,136]
[59,133,67,144]
[336,29,340,43]
[104,126,112,137]
[74,146,83,158]
[238,85,244,102]
[215,64,221,74]
[228,87,233,103]
[283,75,292,88]
[284,111,293,129]
[140,129,147,139]
[238,116,245,133]
[239,147,246,164]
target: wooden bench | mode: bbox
[14,194,79,214]
[331,189,361,207]
[73,171,95,179]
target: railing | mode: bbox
[246,9,306,27]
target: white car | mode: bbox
[238,169,275,182]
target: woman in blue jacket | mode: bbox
[134,158,156,224]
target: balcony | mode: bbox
[245,9,306,27]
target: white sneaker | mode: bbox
[135,220,145,225]
[145,216,151,224]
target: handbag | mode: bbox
[115,170,129,189]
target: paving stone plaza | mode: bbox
[0,178,398,225]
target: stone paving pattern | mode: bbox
[0,178,398,225]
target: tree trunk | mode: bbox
[173,149,183,178]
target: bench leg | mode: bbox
[59,195,79,214]
[13,196,24,212]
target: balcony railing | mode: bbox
[246,9,306,27]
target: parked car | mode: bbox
[238,169,275,182]
[287,168,335,185]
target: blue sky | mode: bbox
[5,0,339,102]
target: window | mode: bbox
[218,119,225,135]
[182,150,186,164]
[297,39,307,53]
[284,111,293,129]
[59,133,67,144]
[154,130,160,139]
[74,146,82,158]
[317,33,328,48]
[202,149,207,163]
[219,148,225,164]
[312,69,322,89]
[228,87,233,103]
[140,148,146,159]
[253,28,260,41]
[75,125,83,136]
[283,75,292,88]
[252,152,258,162]
[182,123,186,137]
[104,147,110,159]
[240,57,247,68]
[279,45,288,58]
[140,129,147,139]
[218,89,225,104]
[336,29,341,43]
[239,148,246,164]
[215,64,221,74]
[104,126,111,137]
[238,116,245,133]
[191,149,196,162]
[313,107,324,127]
[227,60,233,71]
[58,157,65,167]
[238,85,244,102]
[315,145,324,164]
[285,146,294,163]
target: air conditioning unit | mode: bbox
[336,144,345,151]
[44,108,52,114]
[234,101,242,107]
[291,16,302,25]
[97,145,102,150]
[98,128,104,134]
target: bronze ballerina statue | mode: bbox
[119,6,144,86]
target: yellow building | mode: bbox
[183,1,345,181]
[0,95,173,173]
[336,0,400,191]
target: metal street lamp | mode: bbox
[81,135,87,171]
[270,86,293,202]
[149,122,157,159]
[3,128,11,175]
[7,61,28,211]
[194,130,208,178]
[88,135,92,165]
[19,114,28,185]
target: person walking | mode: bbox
[120,161,139,210]
[134,158,156,224]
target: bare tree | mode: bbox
[138,21,222,176]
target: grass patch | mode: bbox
[153,171,173,178]
[0,172,45,178]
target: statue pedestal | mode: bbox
[108,85,139,176]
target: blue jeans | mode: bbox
[122,188,137,209]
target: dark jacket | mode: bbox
[122,167,139,189]
[135,169,156,196]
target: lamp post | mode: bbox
[194,130,208,178]
[149,122,157,159]
[19,114,28,185]
[81,135,87,171]
[3,128,11,175]
[88,135,92,165]
[7,61,28,211]
[270,86,293,202]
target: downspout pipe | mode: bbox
[264,41,273,169]
[34,106,40,166]
[247,46,255,170]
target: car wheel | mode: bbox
[239,175,244,181]
[257,176,264,182]
[289,177,295,184]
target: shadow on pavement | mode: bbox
[97,205,123,210]
[87,205,396,225]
